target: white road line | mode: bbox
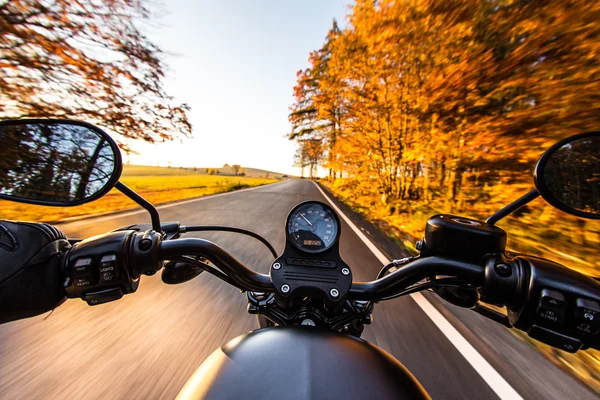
[312,181,523,400]
[59,180,289,225]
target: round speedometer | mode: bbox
[286,201,340,253]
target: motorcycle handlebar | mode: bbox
[158,238,484,301]
[159,239,274,292]
[348,257,485,300]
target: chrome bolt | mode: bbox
[273,262,281,270]
[330,288,340,298]
[281,284,290,293]
[301,319,316,326]
[341,267,350,276]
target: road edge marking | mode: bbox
[59,180,289,226]
[312,181,523,400]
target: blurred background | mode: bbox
[1,0,599,398]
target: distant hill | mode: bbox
[122,164,292,179]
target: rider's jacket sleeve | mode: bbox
[0,220,69,324]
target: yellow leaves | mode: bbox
[1,0,191,144]
[292,0,600,207]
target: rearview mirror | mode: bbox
[534,132,600,220]
[0,119,122,206]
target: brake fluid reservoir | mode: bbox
[420,214,507,261]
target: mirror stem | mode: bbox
[486,189,540,226]
[115,182,161,232]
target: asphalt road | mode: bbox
[0,179,596,399]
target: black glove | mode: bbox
[0,220,70,323]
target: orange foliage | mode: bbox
[289,0,600,258]
[0,0,191,146]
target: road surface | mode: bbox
[0,179,595,399]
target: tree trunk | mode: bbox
[76,138,105,199]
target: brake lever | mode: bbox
[473,304,512,328]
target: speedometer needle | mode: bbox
[300,213,313,226]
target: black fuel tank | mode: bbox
[177,326,430,400]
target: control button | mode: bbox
[72,257,93,278]
[99,254,119,283]
[573,298,600,334]
[536,289,566,324]
[73,277,93,287]
[529,325,582,353]
[84,287,124,305]
[138,238,152,251]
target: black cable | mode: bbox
[160,238,273,291]
[431,277,473,290]
[377,256,419,279]
[349,256,483,300]
[182,225,278,258]
[376,277,473,301]
[378,281,433,301]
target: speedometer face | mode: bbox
[287,202,340,253]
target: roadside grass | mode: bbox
[0,166,278,222]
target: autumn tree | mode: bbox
[293,139,323,179]
[289,0,600,224]
[289,21,342,178]
[231,164,241,176]
[0,0,191,147]
[292,0,600,208]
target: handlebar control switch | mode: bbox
[529,325,582,353]
[99,254,120,283]
[83,287,124,306]
[508,256,600,353]
[65,230,140,304]
[536,288,566,325]
[572,298,600,335]
[71,257,97,288]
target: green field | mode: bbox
[123,164,290,179]
[0,165,280,222]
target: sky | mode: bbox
[123,0,350,175]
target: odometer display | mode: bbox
[287,202,340,253]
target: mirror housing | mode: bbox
[0,119,122,207]
[534,131,600,220]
